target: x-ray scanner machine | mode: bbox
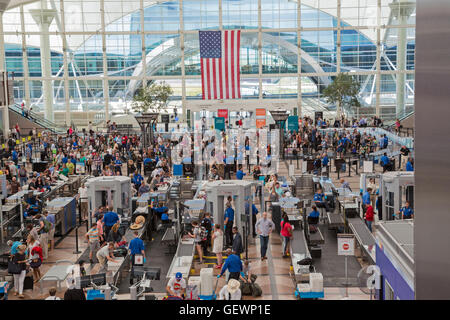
[86,176,132,228]
[204,180,255,236]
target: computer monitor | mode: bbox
[79,275,92,289]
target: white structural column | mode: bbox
[179,0,186,122]
[258,0,262,100]
[20,5,31,110]
[140,0,146,89]
[336,0,342,118]
[390,0,415,117]
[296,0,301,117]
[0,0,11,136]
[30,0,56,122]
[100,0,109,122]
[59,0,70,126]
[375,0,381,117]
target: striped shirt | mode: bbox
[87,227,100,243]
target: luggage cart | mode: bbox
[290,266,324,300]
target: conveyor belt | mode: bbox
[178,242,195,256]
[309,228,325,245]
[291,229,308,255]
[161,227,175,243]
[348,217,375,247]
[327,212,344,228]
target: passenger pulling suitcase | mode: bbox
[24,275,34,290]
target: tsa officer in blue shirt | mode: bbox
[307,205,321,225]
[245,200,259,238]
[406,158,414,172]
[224,203,235,247]
[313,188,330,212]
[380,153,391,173]
[114,156,122,175]
[236,164,246,180]
[362,187,372,212]
[398,201,414,219]
[132,171,144,190]
[128,230,145,274]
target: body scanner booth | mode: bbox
[86,176,132,228]
[204,180,255,237]
[379,171,414,220]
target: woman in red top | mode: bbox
[280,214,293,258]
[364,204,375,232]
[30,242,43,283]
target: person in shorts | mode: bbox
[86,223,101,265]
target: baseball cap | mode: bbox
[175,272,182,280]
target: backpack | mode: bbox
[19,167,26,177]
[43,219,52,233]
[199,226,208,241]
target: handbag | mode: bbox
[8,260,22,274]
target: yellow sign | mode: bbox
[22,138,25,142]
[1,144,4,149]
[16,140,19,145]
[38,132,41,137]
[27,136,31,141]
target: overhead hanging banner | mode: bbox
[214,117,225,131]
[217,109,228,119]
[287,115,299,132]
[255,108,266,128]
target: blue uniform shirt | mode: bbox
[143,158,153,165]
[128,237,145,255]
[322,156,329,167]
[400,207,414,218]
[309,210,320,218]
[406,161,414,171]
[154,206,168,214]
[236,170,246,180]
[362,191,371,205]
[103,211,119,227]
[220,254,242,276]
[314,193,324,203]
[224,207,235,222]
[132,174,144,185]
[380,155,390,166]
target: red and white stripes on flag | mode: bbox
[199,30,241,100]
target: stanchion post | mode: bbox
[73,225,81,254]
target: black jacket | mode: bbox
[232,232,243,255]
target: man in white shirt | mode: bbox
[78,183,88,221]
[45,287,61,300]
[166,272,186,297]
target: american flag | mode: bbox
[199,30,241,100]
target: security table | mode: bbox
[39,260,74,293]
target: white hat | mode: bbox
[227,279,241,294]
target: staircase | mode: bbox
[383,110,415,137]
[9,104,68,134]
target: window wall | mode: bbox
[2,0,416,125]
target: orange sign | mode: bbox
[256,119,266,128]
[255,108,266,117]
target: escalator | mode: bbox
[8,104,68,134]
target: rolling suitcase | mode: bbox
[24,275,34,290]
